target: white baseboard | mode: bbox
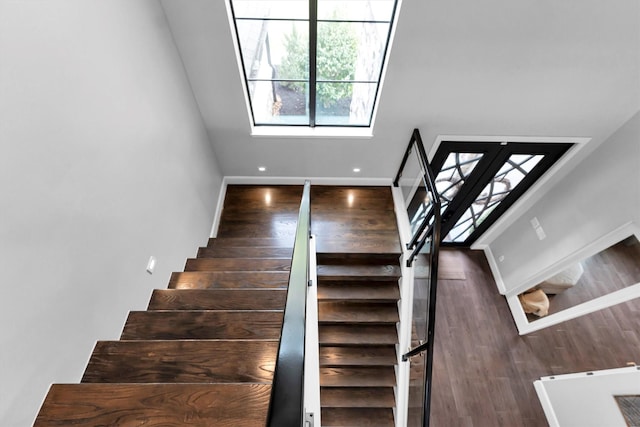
[475,244,507,295]
[209,178,228,238]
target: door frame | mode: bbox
[427,135,591,248]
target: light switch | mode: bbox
[146,256,156,274]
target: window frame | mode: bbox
[228,0,399,131]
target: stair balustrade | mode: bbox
[266,180,312,427]
[394,129,442,427]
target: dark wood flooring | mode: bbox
[36,183,638,426]
[431,248,640,427]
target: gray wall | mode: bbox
[0,1,223,424]
[490,111,640,293]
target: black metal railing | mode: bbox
[394,129,441,268]
[266,181,311,427]
[394,129,441,427]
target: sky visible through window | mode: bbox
[229,0,398,128]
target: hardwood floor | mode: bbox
[36,183,638,426]
[431,248,640,427]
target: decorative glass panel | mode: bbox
[236,20,310,125]
[445,154,544,242]
[434,152,483,211]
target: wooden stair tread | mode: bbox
[317,264,401,281]
[197,246,292,258]
[149,289,287,311]
[121,311,283,340]
[317,282,400,301]
[320,367,395,387]
[312,212,399,232]
[168,271,289,289]
[184,257,291,272]
[321,407,395,427]
[207,237,294,248]
[35,383,271,427]
[319,325,398,345]
[320,346,396,366]
[321,387,395,407]
[315,237,402,255]
[82,340,277,384]
[318,302,399,324]
[310,186,394,208]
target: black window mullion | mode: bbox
[309,0,317,127]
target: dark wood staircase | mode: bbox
[317,253,401,427]
[35,184,404,426]
[35,236,293,426]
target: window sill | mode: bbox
[250,126,373,139]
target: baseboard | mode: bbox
[209,178,228,238]
[475,244,507,295]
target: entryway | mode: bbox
[430,141,572,245]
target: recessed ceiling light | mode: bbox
[353,168,361,173]
[258,166,266,172]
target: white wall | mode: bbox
[489,111,640,294]
[534,366,640,427]
[0,1,223,425]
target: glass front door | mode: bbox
[430,141,572,246]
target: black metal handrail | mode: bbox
[266,181,311,427]
[394,128,441,266]
[394,129,441,427]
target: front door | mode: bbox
[430,141,572,246]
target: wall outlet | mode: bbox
[530,217,540,229]
[535,226,547,240]
[146,256,156,274]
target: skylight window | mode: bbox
[228,0,398,129]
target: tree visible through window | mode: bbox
[229,0,398,128]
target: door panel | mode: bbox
[431,141,572,246]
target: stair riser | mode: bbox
[208,237,294,248]
[184,258,291,272]
[318,302,399,324]
[198,247,292,258]
[168,271,290,289]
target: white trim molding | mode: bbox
[476,244,507,294]
[209,177,228,238]
[390,184,414,427]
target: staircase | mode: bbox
[35,236,293,426]
[35,184,403,426]
[316,253,401,427]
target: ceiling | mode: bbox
[160,0,640,179]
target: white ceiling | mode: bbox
[161,0,640,179]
